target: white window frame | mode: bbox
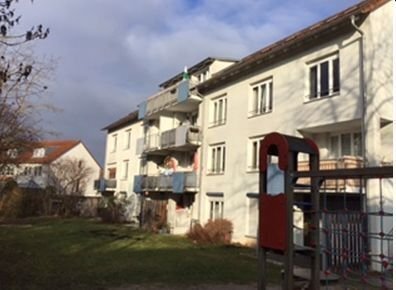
[33,148,45,158]
[111,134,117,153]
[33,166,42,177]
[209,95,227,127]
[245,195,259,237]
[208,143,226,174]
[208,196,224,221]
[122,160,129,180]
[328,131,362,158]
[124,129,131,150]
[249,78,273,117]
[307,54,340,100]
[247,136,265,171]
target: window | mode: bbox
[247,136,265,171]
[246,194,259,237]
[0,166,14,176]
[308,54,340,100]
[139,158,148,175]
[207,193,224,220]
[111,134,117,152]
[33,166,42,177]
[108,167,116,179]
[23,166,32,176]
[249,78,273,116]
[33,148,45,158]
[208,143,226,174]
[199,69,209,83]
[124,129,131,150]
[7,149,18,159]
[122,160,129,179]
[210,95,227,127]
[329,132,362,158]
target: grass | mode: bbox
[0,217,281,289]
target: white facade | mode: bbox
[3,141,101,197]
[102,1,392,252]
[196,1,392,244]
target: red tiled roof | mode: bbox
[17,140,80,164]
[198,0,389,93]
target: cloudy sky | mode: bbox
[14,0,361,165]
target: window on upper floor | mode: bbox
[111,134,117,153]
[122,160,129,179]
[208,143,226,174]
[308,54,340,100]
[0,165,14,176]
[33,166,42,177]
[7,149,18,159]
[33,148,45,158]
[247,136,265,171]
[249,78,273,117]
[209,95,227,127]
[108,167,116,179]
[124,129,131,150]
[198,69,209,83]
[329,132,362,158]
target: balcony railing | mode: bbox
[298,156,363,190]
[133,171,199,194]
[94,178,117,191]
[137,125,201,155]
[139,79,200,119]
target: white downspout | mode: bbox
[350,15,367,167]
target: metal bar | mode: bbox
[293,166,392,179]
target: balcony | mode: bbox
[298,156,363,191]
[138,80,201,119]
[137,125,201,155]
[94,178,117,192]
[133,171,199,194]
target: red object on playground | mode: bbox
[259,194,287,250]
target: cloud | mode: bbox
[10,0,361,163]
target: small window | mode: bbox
[246,194,259,237]
[111,134,117,153]
[209,95,227,127]
[247,136,265,171]
[328,132,361,158]
[122,160,129,179]
[207,193,224,221]
[124,129,131,150]
[33,166,42,177]
[108,167,116,179]
[308,54,340,100]
[249,78,273,116]
[33,148,45,158]
[208,143,226,174]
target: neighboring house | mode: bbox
[0,140,101,197]
[103,0,392,247]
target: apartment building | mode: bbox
[101,0,392,247]
[196,0,392,245]
[0,140,101,197]
[133,57,237,233]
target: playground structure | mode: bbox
[258,133,393,290]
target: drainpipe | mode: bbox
[350,15,366,167]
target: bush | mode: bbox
[187,219,233,245]
[97,196,130,223]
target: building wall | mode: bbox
[198,4,392,243]
[57,143,101,197]
[104,121,143,196]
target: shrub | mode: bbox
[187,219,233,245]
[97,196,129,223]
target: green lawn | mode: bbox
[0,218,281,289]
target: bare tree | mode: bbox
[0,0,51,172]
[48,158,94,196]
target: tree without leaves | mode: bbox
[0,0,51,172]
[48,158,94,196]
